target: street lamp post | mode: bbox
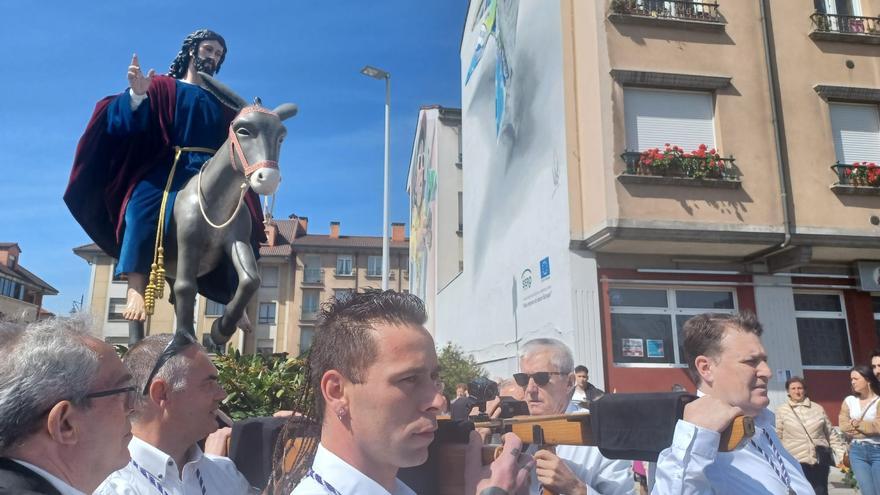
[360,65,391,291]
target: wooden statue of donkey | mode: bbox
[160,72,297,351]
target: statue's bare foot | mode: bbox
[122,287,147,321]
[237,312,253,334]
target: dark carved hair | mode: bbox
[851,364,880,397]
[575,365,588,374]
[268,290,427,494]
[167,29,227,79]
[683,311,764,385]
[784,375,805,393]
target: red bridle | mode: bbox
[228,106,281,177]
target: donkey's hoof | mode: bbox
[210,317,233,346]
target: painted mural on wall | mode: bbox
[444,0,572,374]
[409,115,437,303]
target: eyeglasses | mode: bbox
[86,386,137,410]
[513,372,567,387]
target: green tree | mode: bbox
[214,350,311,420]
[437,342,486,399]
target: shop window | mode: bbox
[794,292,853,369]
[609,287,736,366]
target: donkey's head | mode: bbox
[200,72,298,196]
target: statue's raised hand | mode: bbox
[127,54,155,96]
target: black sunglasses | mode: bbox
[86,386,137,410]
[513,372,567,387]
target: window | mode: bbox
[368,256,383,277]
[257,339,275,356]
[624,88,715,152]
[334,288,353,302]
[261,265,279,287]
[300,326,315,353]
[873,295,880,341]
[302,290,320,320]
[258,301,277,325]
[794,292,853,368]
[815,0,862,16]
[829,103,880,164]
[609,287,736,366]
[336,255,353,276]
[0,278,17,299]
[303,255,322,283]
[108,297,127,321]
[205,299,225,317]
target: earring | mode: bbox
[336,408,347,421]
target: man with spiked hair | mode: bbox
[277,290,533,495]
[66,29,264,339]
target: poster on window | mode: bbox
[622,338,644,357]
[646,339,665,358]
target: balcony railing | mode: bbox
[811,12,880,37]
[302,267,323,285]
[620,148,739,186]
[610,0,723,24]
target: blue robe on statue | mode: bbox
[108,81,228,276]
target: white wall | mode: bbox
[437,0,586,376]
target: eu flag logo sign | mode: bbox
[540,257,550,280]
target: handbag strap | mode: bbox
[858,396,880,423]
[788,403,816,448]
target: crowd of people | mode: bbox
[3,289,879,495]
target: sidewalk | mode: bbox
[830,469,858,494]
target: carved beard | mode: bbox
[193,54,217,75]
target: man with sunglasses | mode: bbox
[515,338,634,495]
[0,317,134,494]
[96,334,256,494]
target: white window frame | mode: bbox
[107,297,127,322]
[205,299,225,317]
[258,301,277,325]
[610,286,737,368]
[794,291,854,370]
[367,256,383,277]
[260,265,280,288]
[336,255,353,276]
[302,290,320,319]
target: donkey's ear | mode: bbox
[198,72,248,111]
[273,103,298,121]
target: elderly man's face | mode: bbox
[701,328,771,417]
[519,349,574,416]
[76,338,134,482]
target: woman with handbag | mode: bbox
[776,376,846,495]
[840,364,880,495]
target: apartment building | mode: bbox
[407,105,463,335]
[74,217,408,355]
[0,243,57,322]
[425,0,880,418]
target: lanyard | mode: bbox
[749,429,795,494]
[130,459,209,495]
[306,468,343,495]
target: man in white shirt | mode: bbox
[0,317,134,495]
[289,290,534,495]
[516,338,634,495]
[96,334,256,494]
[652,312,814,494]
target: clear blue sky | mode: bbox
[0,1,466,315]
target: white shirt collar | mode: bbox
[310,443,415,495]
[129,435,203,480]
[12,459,85,495]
